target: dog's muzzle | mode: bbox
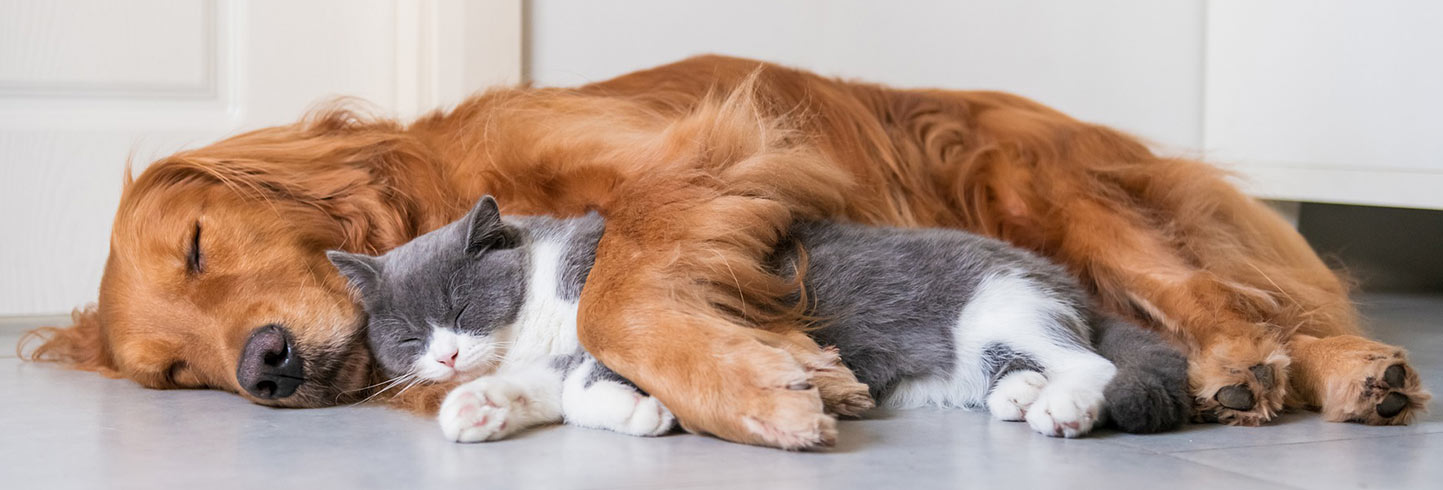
[236,324,306,400]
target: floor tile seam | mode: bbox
[1163,430,1442,455]
[1155,452,1308,490]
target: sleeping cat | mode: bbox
[328,196,1188,442]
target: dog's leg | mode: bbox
[1288,334,1431,425]
[1039,192,1433,425]
[576,291,842,449]
[573,188,871,449]
[1046,198,1293,425]
[1250,217,1432,424]
[913,91,1435,426]
[1059,171,1431,425]
[744,329,875,418]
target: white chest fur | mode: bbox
[497,238,581,368]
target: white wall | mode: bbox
[528,0,1206,151]
[529,0,1443,210]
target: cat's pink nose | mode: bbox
[437,349,458,368]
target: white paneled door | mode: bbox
[0,0,521,316]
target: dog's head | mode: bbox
[22,106,461,407]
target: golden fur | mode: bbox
[22,55,1428,447]
[1288,334,1429,425]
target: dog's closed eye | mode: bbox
[186,222,204,275]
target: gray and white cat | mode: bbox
[329,196,1188,442]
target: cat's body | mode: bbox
[773,220,1188,435]
[331,205,668,440]
[329,197,1188,442]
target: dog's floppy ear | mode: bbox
[327,250,383,298]
[19,306,118,377]
[143,104,460,254]
[463,195,517,254]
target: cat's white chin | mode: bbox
[412,326,501,382]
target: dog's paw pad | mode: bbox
[1192,343,1290,427]
[1215,384,1256,411]
[1377,392,1410,418]
[1384,364,1407,389]
[1250,364,1276,390]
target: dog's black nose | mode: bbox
[237,324,305,400]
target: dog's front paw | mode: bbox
[1290,335,1431,425]
[1190,336,1290,426]
[439,377,526,442]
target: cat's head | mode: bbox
[326,196,527,382]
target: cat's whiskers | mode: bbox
[393,375,426,398]
[349,369,422,406]
[352,369,418,393]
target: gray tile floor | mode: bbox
[3,293,1439,490]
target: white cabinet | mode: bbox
[1205,0,1443,210]
[530,0,1443,210]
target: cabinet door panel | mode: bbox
[1206,0,1443,208]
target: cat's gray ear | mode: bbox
[327,250,382,297]
[464,195,517,254]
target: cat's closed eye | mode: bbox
[399,338,422,345]
[452,302,470,323]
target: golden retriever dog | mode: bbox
[23,55,1429,448]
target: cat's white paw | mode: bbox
[986,370,1048,421]
[439,377,526,442]
[625,395,676,437]
[1024,384,1105,438]
[563,379,677,437]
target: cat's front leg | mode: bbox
[561,358,676,437]
[1025,356,1114,438]
[439,367,564,442]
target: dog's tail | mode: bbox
[1092,314,1191,433]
